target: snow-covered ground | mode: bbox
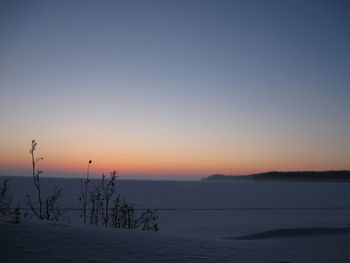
[1,176,350,262]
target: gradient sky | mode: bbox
[1,0,350,179]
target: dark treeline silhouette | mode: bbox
[203,171,350,182]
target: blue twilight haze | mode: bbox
[0,0,349,178]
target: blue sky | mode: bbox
[1,0,349,179]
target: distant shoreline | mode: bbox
[202,171,350,182]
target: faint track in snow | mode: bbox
[231,227,350,240]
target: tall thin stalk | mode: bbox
[80,160,92,224]
[101,171,117,227]
[29,139,43,219]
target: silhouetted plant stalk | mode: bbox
[28,139,44,219]
[2,140,159,228]
[80,160,92,224]
[0,178,13,217]
[0,178,25,223]
[43,187,63,220]
[139,209,159,231]
[111,197,137,229]
[27,139,63,221]
[102,171,117,227]
[12,202,21,224]
[86,172,159,231]
[110,197,159,231]
[89,185,103,225]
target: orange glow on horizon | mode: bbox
[1,135,349,179]
[1,146,349,179]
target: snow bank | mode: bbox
[1,177,350,262]
[1,218,350,263]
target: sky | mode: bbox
[0,0,349,180]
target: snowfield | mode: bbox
[1,177,350,262]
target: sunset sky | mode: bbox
[1,0,349,179]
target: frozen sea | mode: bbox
[1,175,350,262]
